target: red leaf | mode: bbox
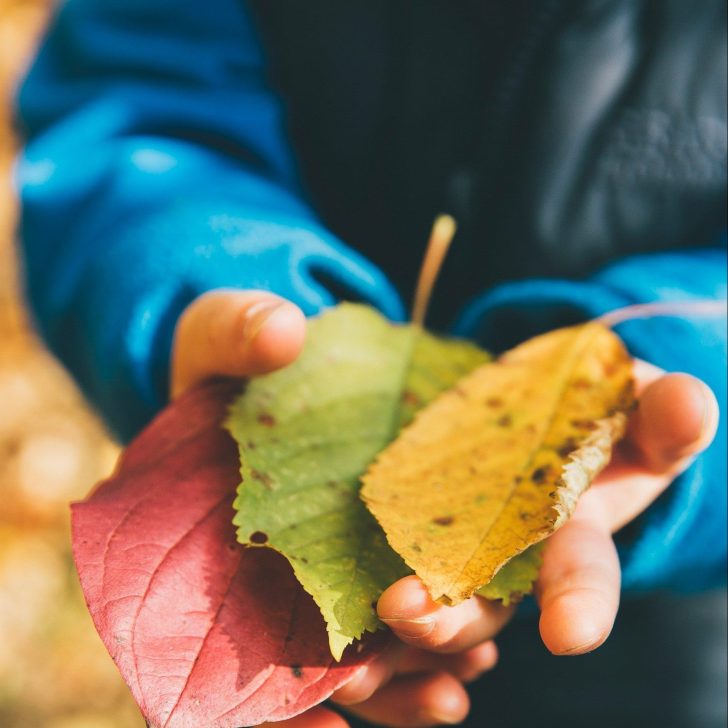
[72,380,382,727]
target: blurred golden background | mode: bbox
[0,1,142,725]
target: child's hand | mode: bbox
[171,289,307,398]
[171,290,498,726]
[172,296,719,727]
[351,361,719,727]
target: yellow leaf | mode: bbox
[361,322,634,605]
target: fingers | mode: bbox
[627,372,719,474]
[342,672,470,727]
[330,617,497,726]
[584,450,673,534]
[378,575,514,654]
[397,641,499,683]
[331,643,406,706]
[535,505,620,656]
[332,640,498,710]
[536,366,719,657]
[171,290,306,397]
[260,705,349,728]
[589,369,720,532]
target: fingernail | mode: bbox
[428,711,463,725]
[380,616,435,639]
[697,382,718,441]
[670,382,719,463]
[559,635,604,656]
[242,301,285,343]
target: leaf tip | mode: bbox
[329,632,354,662]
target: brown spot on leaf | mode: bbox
[257,413,276,427]
[557,439,578,458]
[432,516,454,526]
[497,414,513,427]
[571,419,598,431]
[486,397,503,408]
[246,440,256,450]
[249,531,268,545]
[402,390,421,406]
[531,467,550,484]
[573,378,591,390]
[251,469,274,489]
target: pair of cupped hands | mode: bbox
[172,290,719,728]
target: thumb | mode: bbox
[628,372,719,474]
[171,289,306,398]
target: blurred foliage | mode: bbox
[0,1,142,725]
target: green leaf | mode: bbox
[398,329,494,429]
[226,304,489,659]
[476,543,545,605]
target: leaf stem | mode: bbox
[598,300,727,327]
[411,215,457,327]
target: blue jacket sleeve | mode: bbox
[15,0,404,442]
[453,246,727,593]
